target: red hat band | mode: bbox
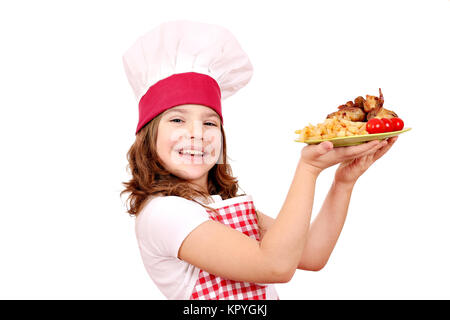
[136,72,223,134]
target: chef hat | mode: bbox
[123,20,253,134]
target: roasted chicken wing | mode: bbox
[327,106,366,122]
[363,88,384,113]
[326,88,397,123]
[366,106,398,120]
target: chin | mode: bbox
[176,166,209,180]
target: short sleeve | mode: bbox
[135,196,210,258]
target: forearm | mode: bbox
[260,161,318,278]
[298,179,355,271]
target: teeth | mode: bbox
[180,149,204,156]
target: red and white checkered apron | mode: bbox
[190,196,268,300]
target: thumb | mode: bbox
[315,141,334,155]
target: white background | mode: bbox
[1,0,449,299]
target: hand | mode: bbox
[334,136,398,186]
[300,138,389,176]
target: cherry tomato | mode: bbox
[380,118,394,132]
[391,117,404,131]
[366,118,385,134]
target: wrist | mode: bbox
[297,160,321,179]
[333,178,356,191]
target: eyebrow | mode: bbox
[165,108,220,119]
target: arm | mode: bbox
[297,179,354,271]
[256,180,354,272]
[301,136,397,270]
[179,161,318,284]
[179,140,385,284]
[300,136,397,270]
[258,137,398,272]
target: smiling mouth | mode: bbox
[178,149,206,157]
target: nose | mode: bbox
[187,119,204,141]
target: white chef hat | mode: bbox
[122,20,253,134]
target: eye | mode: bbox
[204,122,218,127]
[170,118,183,123]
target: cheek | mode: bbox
[204,129,222,160]
[156,126,192,167]
[156,128,176,159]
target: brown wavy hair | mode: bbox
[121,112,245,216]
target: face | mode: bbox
[156,104,222,191]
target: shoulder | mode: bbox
[136,195,208,233]
[140,195,204,218]
[135,195,210,258]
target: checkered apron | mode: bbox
[190,196,268,300]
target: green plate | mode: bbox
[295,128,412,147]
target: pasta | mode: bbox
[295,117,368,142]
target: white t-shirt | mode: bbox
[135,194,278,300]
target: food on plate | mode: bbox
[366,118,385,134]
[295,88,405,142]
[295,117,368,142]
[327,106,366,122]
[390,117,404,131]
[380,118,394,132]
[366,106,398,121]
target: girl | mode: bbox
[121,20,398,300]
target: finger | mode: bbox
[355,153,371,167]
[373,137,397,161]
[344,141,386,165]
[315,141,334,156]
[336,139,382,159]
[389,136,399,143]
[358,139,387,158]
